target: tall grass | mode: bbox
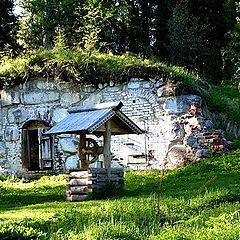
[0,145,240,239]
[0,48,195,88]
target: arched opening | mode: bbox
[22,120,54,171]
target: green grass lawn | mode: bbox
[0,152,240,240]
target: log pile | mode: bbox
[66,168,124,201]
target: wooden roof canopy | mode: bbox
[45,102,144,170]
[45,101,144,136]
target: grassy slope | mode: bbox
[1,49,240,125]
[0,152,239,240]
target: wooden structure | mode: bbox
[45,102,144,201]
[66,168,124,201]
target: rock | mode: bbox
[186,133,197,147]
[109,80,114,87]
[157,86,166,97]
[36,79,56,90]
[164,95,202,115]
[4,126,19,142]
[142,82,151,88]
[83,85,96,93]
[60,92,80,107]
[52,109,69,123]
[0,159,7,166]
[82,94,101,106]
[0,166,9,176]
[65,155,79,169]
[59,138,78,154]
[166,144,187,168]
[0,141,6,158]
[98,83,104,89]
[127,82,140,89]
[195,149,211,159]
[21,91,60,104]
[171,121,185,141]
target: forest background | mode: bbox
[1,0,240,85]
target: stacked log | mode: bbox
[66,168,124,201]
[66,170,92,202]
[91,168,124,195]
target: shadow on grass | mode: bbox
[1,153,239,212]
[0,185,66,211]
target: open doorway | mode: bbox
[22,120,54,171]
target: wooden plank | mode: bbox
[66,195,88,202]
[90,168,124,174]
[96,174,121,181]
[69,171,89,178]
[78,133,89,170]
[68,186,89,194]
[68,178,92,186]
[103,120,111,179]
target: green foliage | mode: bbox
[0,154,239,239]
[0,55,28,87]
[202,85,240,124]
[169,0,209,71]
[0,48,196,88]
[76,0,111,52]
[0,221,46,240]
[1,47,240,125]
[6,0,240,83]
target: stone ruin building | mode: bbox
[0,77,230,177]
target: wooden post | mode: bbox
[78,133,89,170]
[103,120,111,179]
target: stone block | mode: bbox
[52,108,69,123]
[0,91,20,106]
[21,91,60,105]
[65,155,79,170]
[59,138,78,154]
[8,108,26,124]
[4,126,19,141]
[157,86,166,97]
[127,82,140,89]
[163,95,201,114]
[166,144,187,168]
[36,79,56,90]
[0,141,6,158]
[60,92,80,107]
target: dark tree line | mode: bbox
[0,0,19,56]
[1,0,239,83]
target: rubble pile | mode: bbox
[166,102,230,168]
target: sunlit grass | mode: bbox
[0,152,239,239]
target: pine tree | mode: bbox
[0,0,19,55]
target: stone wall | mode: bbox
[0,77,228,176]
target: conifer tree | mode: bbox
[0,0,19,55]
